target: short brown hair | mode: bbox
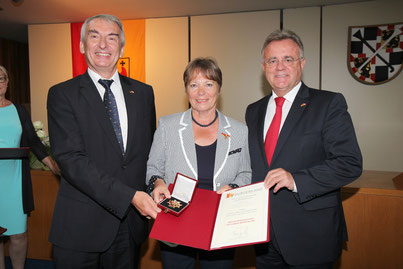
[183,57,222,89]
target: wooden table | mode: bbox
[336,170,403,269]
[26,170,60,259]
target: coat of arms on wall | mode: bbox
[348,23,402,85]
[118,57,130,77]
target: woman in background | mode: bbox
[0,65,60,269]
[146,57,251,269]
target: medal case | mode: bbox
[158,173,197,216]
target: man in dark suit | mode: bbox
[245,29,362,268]
[47,14,161,268]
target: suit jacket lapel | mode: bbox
[271,83,310,165]
[79,72,123,157]
[213,112,232,187]
[178,110,198,179]
[257,95,271,169]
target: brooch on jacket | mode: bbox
[221,133,230,139]
[228,148,242,156]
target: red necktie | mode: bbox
[264,97,285,166]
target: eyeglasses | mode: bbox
[0,76,6,83]
[263,56,303,67]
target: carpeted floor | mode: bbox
[5,257,55,269]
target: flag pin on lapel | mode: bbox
[300,103,306,107]
[129,90,134,94]
[221,133,230,139]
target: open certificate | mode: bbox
[150,181,269,250]
[210,182,269,249]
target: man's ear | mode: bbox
[300,57,306,71]
[119,46,125,58]
[79,41,85,54]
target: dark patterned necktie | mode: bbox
[98,79,124,153]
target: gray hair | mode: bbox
[261,29,304,58]
[80,14,126,47]
[0,65,8,81]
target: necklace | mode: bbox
[192,111,218,127]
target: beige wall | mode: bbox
[28,1,403,171]
[283,7,321,89]
[145,17,189,121]
[322,0,403,171]
[28,23,72,133]
[191,11,280,123]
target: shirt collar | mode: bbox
[271,81,302,103]
[87,68,120,87]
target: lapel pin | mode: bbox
[129,90,134,94]
[300,103,306,107]
[221,133,230,139]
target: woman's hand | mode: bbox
[216,184,233,194]
[41,156,61,176]
[152,178,171,203]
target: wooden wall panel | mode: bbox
[0,38,30,106]
[145,17,189,121]
[322,1,403,171]
[27,170,60,260]
[337,171,403,269]
[191,10,280,123]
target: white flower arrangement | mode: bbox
[33,121,50,147]
[30,120,51,170]
[33,120,43,130]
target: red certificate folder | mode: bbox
[150,182,269,250]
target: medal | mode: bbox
[168,199,182,209]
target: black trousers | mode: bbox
[255,222,333,269]
[53,218,140,269]
[160,242,234,269]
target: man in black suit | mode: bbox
[47,14,161,268]
[246,30,362,268]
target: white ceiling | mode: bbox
[0,0,367,43]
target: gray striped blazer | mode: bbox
[146,109,251,190]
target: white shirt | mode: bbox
[87,68,128,151]
[263,81,302,192]
[263,81,302,139]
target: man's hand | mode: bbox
[42,156,61,176]
[131,191,161,219]
[152,179,171,203]
[264,168,295,193]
